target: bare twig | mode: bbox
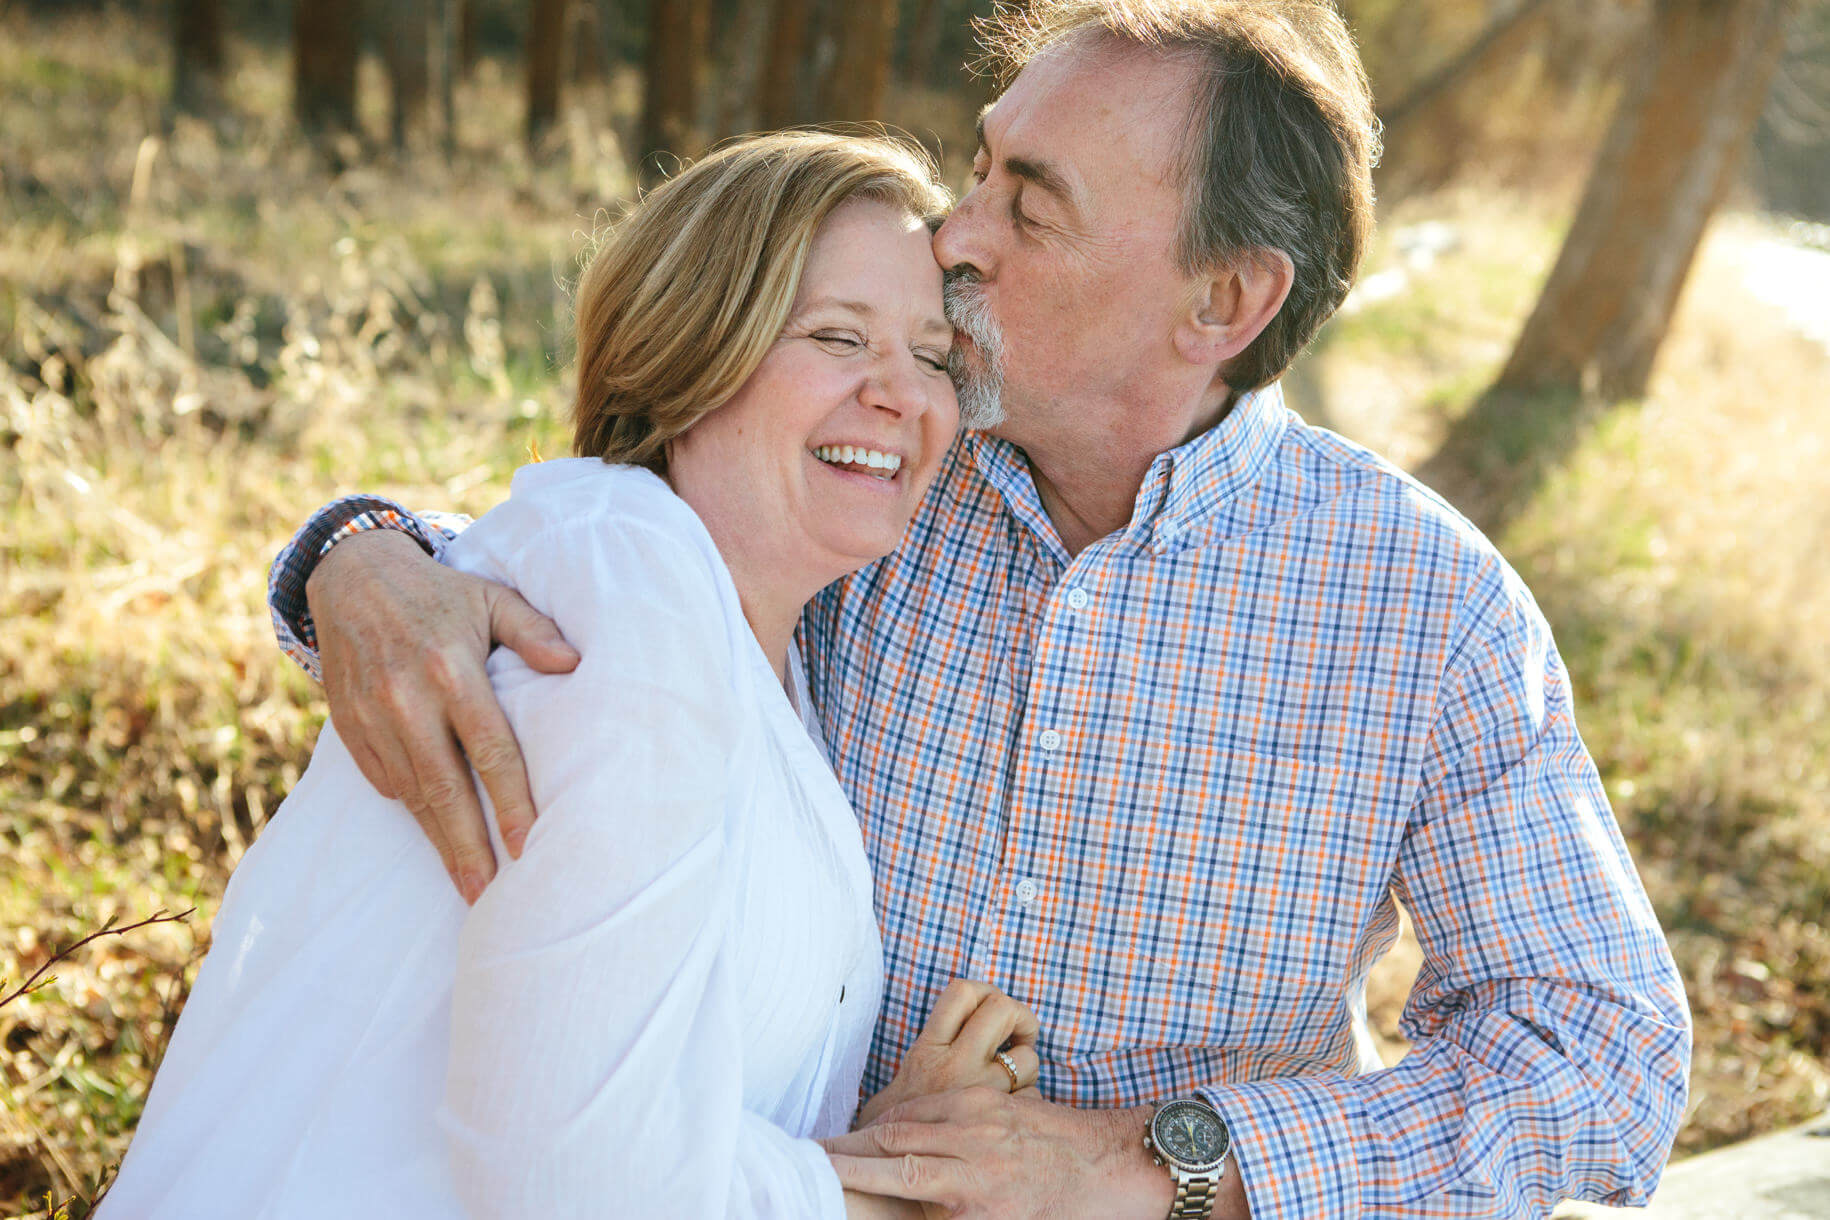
[0,908,196,1013]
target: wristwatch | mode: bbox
[1143,1097,1232,1219]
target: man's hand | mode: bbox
[822,1092,1252,1220]
[307,530,579,902]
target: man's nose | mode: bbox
[932,198,987,279]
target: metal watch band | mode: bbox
[1169,1170,1220,1219]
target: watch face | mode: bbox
[1151,1100,1231,1172]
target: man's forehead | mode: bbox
[982,37,1198,190]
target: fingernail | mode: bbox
[460,871,485,904]
[504,827,526,859]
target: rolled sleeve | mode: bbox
[266,494,468,680]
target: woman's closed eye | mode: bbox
[915,347,951,373]
[812,330,864,351]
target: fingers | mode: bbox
[956,988,1040,1059]
[826,1152,964,1205]
[439,653,536,860]
[992,1041,1040,1093]
[398,706,497,904]
[913,978,997,1047]
[486,583,579,674]
[822,1095,989,1159]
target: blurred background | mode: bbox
[1,0,1827,1213]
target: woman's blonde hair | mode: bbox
[572,131,951,469]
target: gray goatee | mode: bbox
[943,269,1007,431]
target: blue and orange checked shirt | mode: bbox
[269,384,1690,1217]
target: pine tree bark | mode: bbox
[757,0,810,128]
[172,0,225,114]
[1494,0,1794,399]
[526,0,567,150]
[640,0,711,179]
[294,0,362,135]
[816,0,897,123]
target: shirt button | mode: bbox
[1038,728,1062,752]
[1014,878,1039,905]
[1065,587,1089,610]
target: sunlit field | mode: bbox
[3,9,1827,1215]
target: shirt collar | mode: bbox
[1137,381,1289,545]
[965,382,1290,559]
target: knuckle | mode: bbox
[375,669,422,716]
[423,646,479,697]
[465,735,521,777]
[449,843,492,875]
[417,774,471,810]
[898,1153,929,1192]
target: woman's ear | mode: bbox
[1172,249,1295,369]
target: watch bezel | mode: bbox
[1148,1098,1232,1174]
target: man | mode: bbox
[267,2,1690,1216]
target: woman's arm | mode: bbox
[436,492,854,1219]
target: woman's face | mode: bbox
[668,197,959,583]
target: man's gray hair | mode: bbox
[978,0,1381,390]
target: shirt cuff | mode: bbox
[1198,1074,1363,1220]
[266,495,451,682]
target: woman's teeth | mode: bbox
[813,445,901,478]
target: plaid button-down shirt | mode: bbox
[270,384,1690,1216]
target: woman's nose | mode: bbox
[862,353,930,418]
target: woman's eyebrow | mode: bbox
[797,297,873,319]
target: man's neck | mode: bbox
[1017,383,1241,558]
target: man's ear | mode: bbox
[1172,249,1295,369]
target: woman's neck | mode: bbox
[724,564,811,686]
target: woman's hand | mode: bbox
[855,979,1041,1129]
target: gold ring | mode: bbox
[994,1049,1022,1092]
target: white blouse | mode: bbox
[102,460,883,1219]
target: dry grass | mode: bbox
[2,9,1827,1215]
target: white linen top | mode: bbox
[102,459,883,1219]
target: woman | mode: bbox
[102,132,1039,1219]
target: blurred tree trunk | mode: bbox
[379,0,432,151]
[757,0,809,128]
[171,0,225,114]
[570,0,607,85]
[640,0,711,179]
[711,0,771,139]
[1377,0,1554,139]
[527,0,566,149]
[817,0,897,122]
[458,0,478,77]
[439,0,459,159]
[1495,0,1795,399]
[903,0,946,89]
[294,0,361,135]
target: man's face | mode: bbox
[934,36,1204,450]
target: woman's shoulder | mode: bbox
[504,458,705,542]
[451,460,744,653]
[453,460,713,573]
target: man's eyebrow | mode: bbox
[974,112,1079,212]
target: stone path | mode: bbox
[1556,1116,1830,1218]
